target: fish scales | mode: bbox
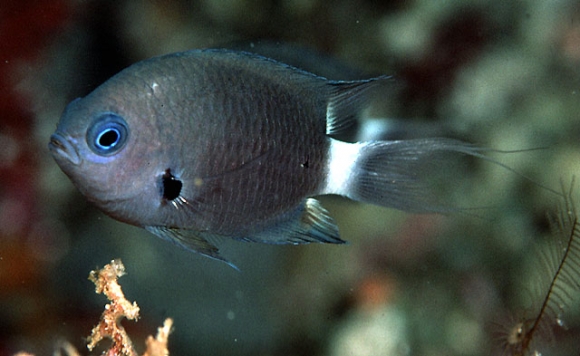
[153,52,330,233]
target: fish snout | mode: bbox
[49,133,81,165]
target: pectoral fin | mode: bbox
[145,226,238,269]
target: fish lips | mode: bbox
[49,132,81,166]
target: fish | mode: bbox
[48,48,488,266]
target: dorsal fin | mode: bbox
[326,75,392,136]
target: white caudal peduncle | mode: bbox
[322,139,363,196]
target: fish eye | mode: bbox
[86,113,129,155]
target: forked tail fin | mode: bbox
[323,137,557,213]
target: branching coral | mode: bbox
[87,258,142,355]
[14,259,173,356]
[87,258,173,356]
[143,319,173,356]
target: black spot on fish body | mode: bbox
[159,169,182,201]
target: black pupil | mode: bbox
[98,129,119,148]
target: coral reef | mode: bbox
[14,259,172,356]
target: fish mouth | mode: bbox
[48,132,81,165]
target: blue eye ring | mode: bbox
[86,113,129,156]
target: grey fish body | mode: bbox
[49,49,481,264]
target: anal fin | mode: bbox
[238,198,346,245]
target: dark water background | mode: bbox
[2,1,580,355]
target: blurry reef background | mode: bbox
[2,0,580,355]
